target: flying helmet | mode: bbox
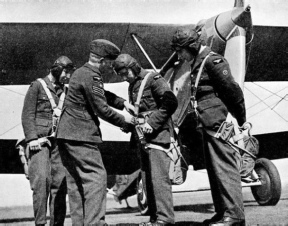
[51,56,75,77]
[113,54,141,75]
[171,28,201,55]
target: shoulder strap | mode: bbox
[134,72,152,116]
[37,78,57,109]
[37,78,67,111]
[57,85,67,111]
[192,52,212,98]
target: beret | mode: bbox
[90,39,120,60]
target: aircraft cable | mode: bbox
[245,86,273,110]
[245,85,288,122]
[245,84,288,110]
[0,86,26,96]
[271,94,288,110]
[131,35,143,67]
[0,123,21,137]
[252,82,288,99]
[133,33,166,54]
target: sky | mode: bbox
[0,0,287,26]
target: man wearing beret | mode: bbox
[168,28,246,226]
[56,39,134,226]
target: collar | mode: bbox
[43,76,57,93]
[129,68,148,91]
[84,62,101,75]
[137,68,149,79]
[191,46,211,72]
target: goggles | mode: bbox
[116,67,129,77]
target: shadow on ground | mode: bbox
[114,223,204,226]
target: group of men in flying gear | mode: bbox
[20,26,252,226]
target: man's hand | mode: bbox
[174,127,179,134]
[142,122,153,134]
[124,101,135,115]
[124,114,134,124]
[29,139,41,151]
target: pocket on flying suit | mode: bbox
[197,97,228,130]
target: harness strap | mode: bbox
[205,114,255,159]
[226,113,245,151]
[38,78,67,137]
[54,86,67,117]
[145,137,182,162]
[37,79,57,109]
[38,78,66,116]
[193,54,211,96]
[134,72,152,116]
[58,85,67,111]
[145,140,180,181]
[191,52,213,109]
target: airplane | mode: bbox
[0,0,287,213]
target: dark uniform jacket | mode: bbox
[129,69,178,146]
[22,76,63,142]
[166,47,246,131]
[56,63,127,143]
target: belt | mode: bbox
[65,101,87,111]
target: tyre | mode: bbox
[137,177,149,215]
[251,158,282,206]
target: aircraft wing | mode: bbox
[0,23,193,85]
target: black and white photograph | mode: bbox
[0,0,287,225]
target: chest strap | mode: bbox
[191,52,212,110]
[134,72,152,116]
[37,79,66,116]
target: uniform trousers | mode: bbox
[204,131,245,220]
[58,140,107,226]
[140,146,175,224]
[28,143,67,225]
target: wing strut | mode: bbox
[131,33,157,72]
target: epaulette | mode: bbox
[30,81,37,87]
[209,53,224,65]
[153,74,161,80]
[92,75,102,82]
[212,58,224,65]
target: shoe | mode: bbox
[139,220,172,226]
[241,176,255,183]
[203,213,223,225]
[209,216,245,226]
[139,222,153,226]
[152,220,173,226]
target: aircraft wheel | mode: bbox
[251,158,281,206]
[137,176,149,215]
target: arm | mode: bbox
[21,81,39,142]
[105,90,135,115]
[84,74,128,128]
[104,90,125,110]
[146,75,178,131]
[205,55,246,125]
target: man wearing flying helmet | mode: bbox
[169,28,246,226]
[22,56,75,226]
[114,53,178,226]
[56,40,134,226]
